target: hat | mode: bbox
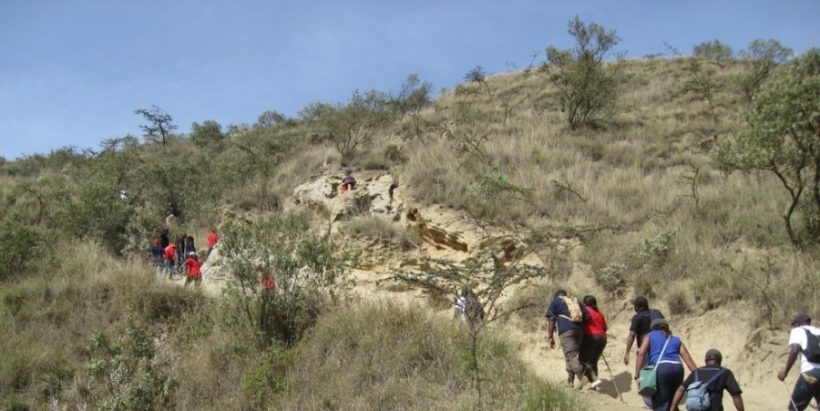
[791,313,811,327]
[187,251,197,257]
[650,318,668,329]
[705,348,722,362]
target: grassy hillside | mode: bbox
[1,49,818,409]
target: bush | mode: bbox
[0,217,46,280]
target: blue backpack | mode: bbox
[686,368,724,411]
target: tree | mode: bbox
[135,106,177,146]
[464,65,493,100]
[190,120,225,149]
[308,90,393,162]
[383,232,568,409]
[738,39,793,101]
[219,212,351,348]
[545,16,622,129]
[231,128,289,207]
[693,39,734,63]
[255,110,288,129]
[718,49,820,246]
[393,74,433,140]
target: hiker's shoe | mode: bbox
[574,377,589,390]
[589,379,602,390]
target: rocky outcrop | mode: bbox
[287,170,403,226]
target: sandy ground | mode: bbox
[176,261,804,411]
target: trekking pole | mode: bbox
[780,379,799,411]
[600,352,624,403]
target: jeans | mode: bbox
[652,362,683,411]
[790,367,820,411]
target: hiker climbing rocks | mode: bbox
[579,295,607,390]
[670,348,745,411]
[546,288,589,388]
[340,166,356,193]
[206,228,218,257]
[453,285,484,325]
[634,318,697,411]
[777,313,820,411]
[624,296,665,365]
[182,252,202,288]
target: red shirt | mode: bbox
[261,275,275,290]
[207,232,218,247]
[184,257,202,278]
[164,245,176,261]
[583,306,607,336]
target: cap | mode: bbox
[187,252,197,257]
[705,348,722,362]
[650,318,668,329]
[791,313,811,327]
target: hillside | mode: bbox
[1,50,819,410]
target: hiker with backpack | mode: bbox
[546,288,589,388]
[777,313,820,411]
[670,348,745,411]
[634,318,698,411]
[579,295,607,390]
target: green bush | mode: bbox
[0,217,46,280]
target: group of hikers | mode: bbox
[544,289,820,411]
[147,227,219,288]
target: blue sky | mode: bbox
[1,1,818,159]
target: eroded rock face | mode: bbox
[288,171,403,225]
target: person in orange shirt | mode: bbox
[182,252,202,288]
[206,229,218,257]
[257,266,276,295]
[162,243,176,279]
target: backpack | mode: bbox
[685,368,724,411]
[558,296,583,323]
[803,328,820,362]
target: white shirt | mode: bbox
[788,325,820,373]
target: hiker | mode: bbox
[160,229,170,248]
[670,348,745,411]
[175,235,186,267]
[184,235,196,257]
[148,239,163,266]
[340,166,356,193]
[453,285,484,325]
[162,243,176,279]
[634,318,698,411]
[579,295,607,389]
[206,229,218,257]
[182,252,202,288]
[624,296,665,365]
[777,313,820,411]
[257,266,276,295]
[546,288,589,388]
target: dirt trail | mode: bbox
[189,258,798,410]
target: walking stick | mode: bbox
[600,352,624,403]
[780,379,803,411]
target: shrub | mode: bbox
[0,217,46,280]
